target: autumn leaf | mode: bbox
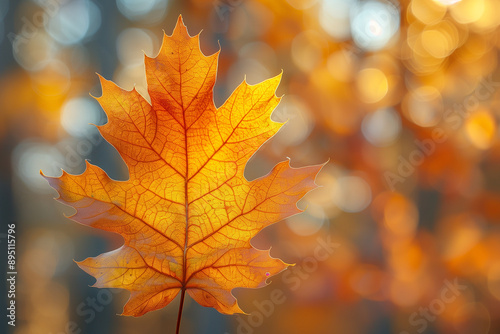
[43,16,323,321]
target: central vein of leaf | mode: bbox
[183,179,188,289]
[180,54,189,290]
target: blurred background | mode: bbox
[1,0,500,333]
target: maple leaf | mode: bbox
[43,16,323,320]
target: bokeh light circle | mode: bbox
[12,141,65,193]
[351,0,400,51]
[333,175,372,213]
[362,108,402,147]
[47,0,101,45]
[60,97,103,138]
[356,68,389,103]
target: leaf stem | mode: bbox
[176,289,186,334]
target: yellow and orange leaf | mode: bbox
[43,16,323,317]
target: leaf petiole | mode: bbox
[176,289,186,334]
